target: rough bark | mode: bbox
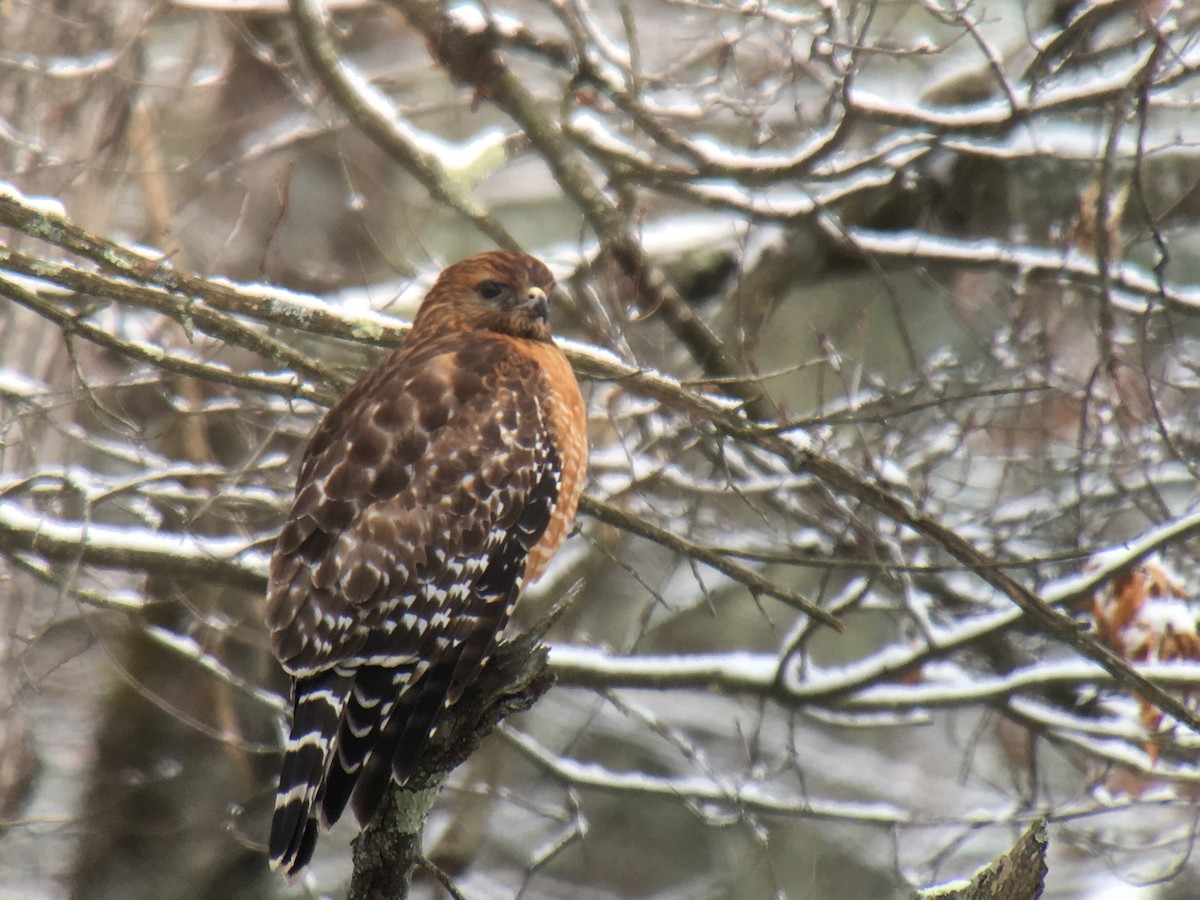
[916,819,1048,900]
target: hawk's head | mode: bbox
[413,251,558,342]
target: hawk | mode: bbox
[265,251,587,875]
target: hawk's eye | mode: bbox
[475,280,508,302]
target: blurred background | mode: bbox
[3,0,1200,897]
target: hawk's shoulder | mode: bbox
[266,331,559,674]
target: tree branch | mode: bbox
[915,819,1047,900]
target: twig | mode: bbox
[578,494,842,630]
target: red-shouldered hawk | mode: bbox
[265,251,587,876]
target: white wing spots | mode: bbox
[358,652,420,666]
[308,637,334,660]
[274,781,317,809]
[351,686,383,709]
[314,609,354,634]
[298,687,343,706]
[288,730,330,752]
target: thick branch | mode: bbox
[915,819,1047,900]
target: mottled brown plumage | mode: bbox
[266,251,586,876]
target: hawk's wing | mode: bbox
[265,334,561,873]
[266,334,559,675]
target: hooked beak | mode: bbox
[523,286,549,322]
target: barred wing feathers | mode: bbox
[265,334,562,875]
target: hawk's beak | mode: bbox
[523,286,549,322]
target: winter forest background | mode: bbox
[3,1,1200,897]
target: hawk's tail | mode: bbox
[268,671,350,876]
[318,664,410,827]
[344,657,459,827]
